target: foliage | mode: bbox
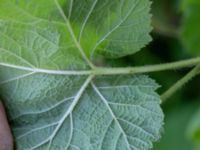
[181,0,200,56]
[0,0,200,150]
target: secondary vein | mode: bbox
[54,0,95,69]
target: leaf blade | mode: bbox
[0,1,163,150]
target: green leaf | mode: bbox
[0,0,152,59]
[181,0,200,55]
[0,0,163,150]
[187,108,200,143]
[1,74,163,150]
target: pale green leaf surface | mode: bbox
[0,0,152,59]
[1,73,163,150]
[65,0,152,58]
[0,0,163,150]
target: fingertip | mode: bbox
[0,101,14,150]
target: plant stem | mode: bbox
[1,58,200,76]
[95,57,200,75]
[161,64,200,103]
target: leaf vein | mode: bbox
[92,82,132,150]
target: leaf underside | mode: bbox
[0,0,164,150]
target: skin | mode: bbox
[0,101,13,150]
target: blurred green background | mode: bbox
[106,0,200,149]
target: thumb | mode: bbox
[0,101,13,150]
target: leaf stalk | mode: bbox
[94,57,200,75]
[161,64,200,103]
[1,57,200,76]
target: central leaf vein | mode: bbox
[54,0,95,69]
[30,75,93,149]
[91,82,132,150]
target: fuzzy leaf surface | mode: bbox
[0,0,163,150]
